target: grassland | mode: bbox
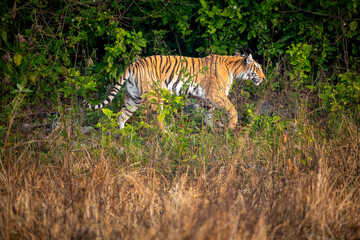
[1,78,360,239]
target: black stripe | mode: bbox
[183,58,188,73]
[133,61,139,73]
[215,56,218,77]
[172,78,181,93]
[144,57,151,69]
[125,89,141,104]
[137,59,146,79]
[131,62,140,88]
[162,56,170,73]
[154,56,160,80]
[125,91,132,99]
[193,85,198,92]
[172,59,184,92]
[159,56,163,73]
[114,85,121,91]
[150,56,155,68]
[233,64,243,74]
[138,59,146,69]
[123,111,132,117]
[168,57,178,83]
[234,59,242,66]
[191,57,195,78]
[133,98,141,105]
[134,98,142,104]
[134,62,141,89]
[127,78,135,87]
[125,108,136,113]
[173,58,182,76]
[164,56,173,74]
[197,58,201,80]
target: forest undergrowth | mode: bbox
[1,73,359,239]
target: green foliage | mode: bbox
[0,1,147,114]
[145,80,186,128]
[320,72,360,114]
[104,28,146,78]
[246,103,287,141]
[150,30,174,55]
[96,108,120,133]
[286,43,312,86]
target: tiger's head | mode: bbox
[232,54,266,86]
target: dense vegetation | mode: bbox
[1,0,359,239]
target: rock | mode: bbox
[256,100,273,116]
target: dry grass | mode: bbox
[1,108,360,240]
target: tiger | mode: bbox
[81,54,266,131]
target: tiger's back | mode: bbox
[82,54,266,130]
[124,55,212,97]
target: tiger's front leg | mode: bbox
[209,95,238,130]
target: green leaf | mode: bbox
[239,24,247,33]
[306,85,316,90]
[14,53,23,66]
[195,46,205,53]
[349,21,358,31]
[102,108,113,118]
[29,72,37,82]
[200,0,208,9]
[353,82,360,91]
[215,20,225,29]
[22,88,33,93]
[1,31,8,45]
[158,112,165,123]
[110,68,117,79]
[247,31,253,40]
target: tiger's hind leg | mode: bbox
[118,93,142,130]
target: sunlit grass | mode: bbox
[1,103,359,239]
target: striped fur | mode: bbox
[82,54,266,130]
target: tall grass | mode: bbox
[1,69,360,239]
[1,111,359,239]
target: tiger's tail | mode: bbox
[80,73,127,110]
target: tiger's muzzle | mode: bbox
[252,76,265,86]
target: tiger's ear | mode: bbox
[245,54,253,65]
